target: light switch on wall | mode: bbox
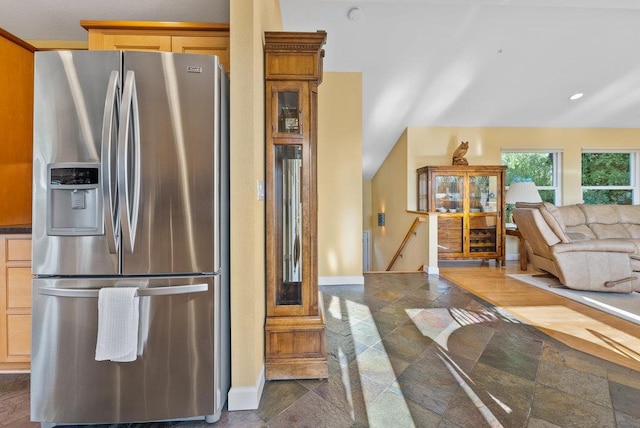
[257,180,265,201]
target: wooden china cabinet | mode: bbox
[417,165,507,265]
[264,31,328,380]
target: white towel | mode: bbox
[95,287,140,362]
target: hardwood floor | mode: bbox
[439,260,640,372]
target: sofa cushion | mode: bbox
[579,204,631,239]
[557,204,586,227]
[515,202,571,243]
[564,225,596,239]
[566,231,592,241]
[615,205,640,223]
[589,223,631,239]
[579,204,619,224]
[625,224,640,239]
[558,204,596,239]
[615,205,640,238]
[539,202,571,243]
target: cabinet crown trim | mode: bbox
[264,31,327,52]
[81,20,229,33]
[0,28,36,52]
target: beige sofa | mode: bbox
[513,202,640,293]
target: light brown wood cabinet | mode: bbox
[81,21,230,73]
[264,31,328,380]
[417,165,507,264]
[0,234,32,370]
[0,30,34,227]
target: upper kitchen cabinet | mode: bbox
[0,29,34,227]
[81,21,230,73]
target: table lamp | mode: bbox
[505,181,542,226]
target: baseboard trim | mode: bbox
[318,275,365,285]
[423,265,440,275]
[0,369,30,374]
[227,365,265,411]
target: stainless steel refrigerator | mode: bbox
[30,50,230,425]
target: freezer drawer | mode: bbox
[30,275,222,424]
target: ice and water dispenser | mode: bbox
[47,163,104,236]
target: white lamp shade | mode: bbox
[505,181,542,204]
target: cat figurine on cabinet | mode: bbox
[452,141,469,165]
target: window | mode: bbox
[501,150,561,204]
[581,151,638,205]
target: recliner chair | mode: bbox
[513,203,640,293]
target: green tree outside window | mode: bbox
[502,152,558,220]
[581,153,633,205]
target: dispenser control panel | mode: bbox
[50,167,100,186]
[47,163,104,236]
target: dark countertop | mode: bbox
[0,225,32,234]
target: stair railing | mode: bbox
[386,216,427,271]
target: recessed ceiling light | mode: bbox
[569,93,584,101]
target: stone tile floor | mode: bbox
[3,272,640,427]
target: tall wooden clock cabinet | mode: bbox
[264,31,328,380]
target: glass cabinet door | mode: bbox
[469,174,499,213]
[434,174,465,256]
[278,91,300,134]
[272,84,305,138]
[266,81,311,315]
[417,169,428,211]
[434,175,464,213]
[469,174,499,254]
[275,145,303,306]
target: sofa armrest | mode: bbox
[551,238,636,254]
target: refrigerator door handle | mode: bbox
[38,283,209,298]
[117,70,142,254]
[101,70,121,254]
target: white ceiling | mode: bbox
[0,0,229,41]
[2,1,640,178]
[281,0,640,178]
